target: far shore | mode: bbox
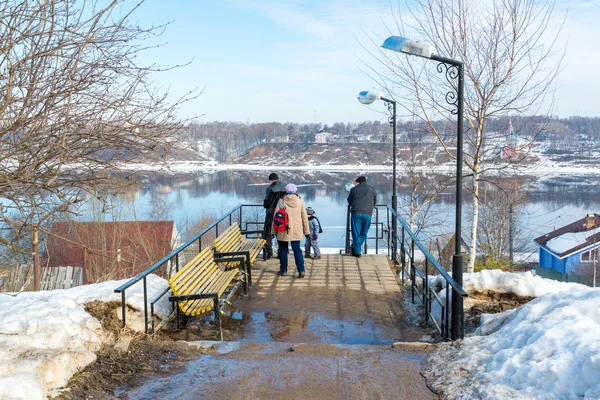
[116,161,600,178]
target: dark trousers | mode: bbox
[351,213,372,255]
[263,213,274,257]
[278,240,304,274]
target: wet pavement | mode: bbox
[216,254,422,344]
[129,254,436,399]
[125,341,437,400]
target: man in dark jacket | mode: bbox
[347,176,376,257]
[263,172,286,258]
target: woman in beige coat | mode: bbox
[273,183,310,277]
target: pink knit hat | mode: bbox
[285,183,297,194]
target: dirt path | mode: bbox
[59,254,439,399]
[126,341,438,400]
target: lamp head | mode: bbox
[382,36,435,59]
[357,90,382,105]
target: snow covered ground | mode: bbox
[0,275,170,400]
[424,270,600,399]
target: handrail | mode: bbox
[387,206,467,298]
[345,203,467,340]
[114,205,241,294]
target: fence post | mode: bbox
[401,227,406,282]
[32,225,40,291]
[83,247,88,285]
[345,205,351,254]
[411,239,415,303]
[425,258,429,323]
[116,249,122,280]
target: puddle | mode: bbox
[211,308,395,345]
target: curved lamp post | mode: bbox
[381,35,464,340]
[357,91,398,266]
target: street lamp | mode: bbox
[357,91,398,266]
[381,35,465,340]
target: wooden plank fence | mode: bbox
[40,266,83,290]
[1,265,83,292]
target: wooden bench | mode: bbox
[168,247,248,340]
[213,225,267,282]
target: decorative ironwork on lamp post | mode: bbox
[357,91,398,266]
[381,36,465,340]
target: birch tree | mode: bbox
[0,0,195,251]
[364,0,563,272]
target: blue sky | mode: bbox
[131,0,600,124]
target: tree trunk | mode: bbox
[468,168,480,273]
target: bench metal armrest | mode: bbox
[168,291,223,341]
[214,251,250,257]
[151,286,174,333]
[241,229,263,236]
[169,292,219,302]
[213,253,252,288]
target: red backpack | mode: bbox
[272,200,289,232]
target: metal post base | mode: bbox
[451,254,464,340]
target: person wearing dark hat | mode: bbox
[347,176,376,257]
[305,207,322,259]
[263,172,286,259]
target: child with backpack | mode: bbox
[272,183,310,278]
[305,207,322,259]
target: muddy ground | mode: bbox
[464,290,535,334]
[57,301,216,400]
[56,276,535,398]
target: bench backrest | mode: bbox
[213,224,243,253]
[168,247,223,315]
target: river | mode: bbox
[106,170,600,260]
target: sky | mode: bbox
[128,0,600,124]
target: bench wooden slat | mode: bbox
[213,225,266,268]
[170,248,216,296]
[181,268,233,315]
[178,266,226,315]
[183,270,237,316]
[184,270,236,315]
[169,247,241,318]
[214,225,241,253]
[219,230,240,249]
[179,261,220,296]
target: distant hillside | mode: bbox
[234,143,452,166]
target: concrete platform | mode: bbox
[130,254,436,399]
[218,253,425,344]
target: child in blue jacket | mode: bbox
[305,207,322,259]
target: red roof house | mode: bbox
[44,221,181,282]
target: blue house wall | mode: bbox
[565,253,583,274]
[538,247,566,274]
[539,246,597,275]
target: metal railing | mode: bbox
[114,204,264,334]
[345,204,468,340]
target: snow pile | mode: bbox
[0,275,170,400]
[462,269,585,297]
[428,270,588,329]
[424,272,600,399]
[429,269,583,302]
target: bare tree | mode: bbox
[398,141,452,235]
[364,0,564,272]
[477,179,528,262]
[0,0,196,252]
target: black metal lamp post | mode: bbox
[381,36,464,340]
[357,91,398,265]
